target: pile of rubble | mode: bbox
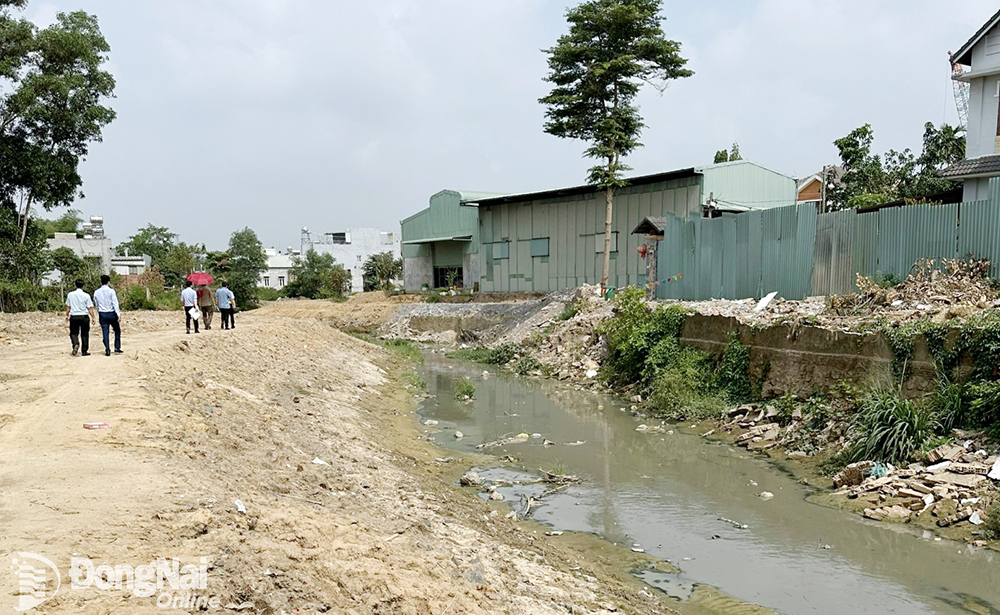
[832,444,998,531]
[720,401,848,458]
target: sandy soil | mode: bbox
[256,293,424,334]
[0,307,704,615]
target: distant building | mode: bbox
[943,9,1000,199]
[300,227,401,293]
[110,254,152,276]
[45,216,113,281]
[796,166,843,211]
[259,248,296,290]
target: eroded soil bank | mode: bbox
[0,307,695,615]
[417,354,1000,615]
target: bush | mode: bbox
[967,380,1000,437]
[488,343,519,365]
[849,388,939,464]
[716,331,753,402]
[258,287,280,301]
[515,355,542,375]
[983,501,1000,540]
[120,285,155,311]
[445,347,493,363]
[929,373,967,432]
[645,337,725,420]
[426,293,442,303]
[454,377,476,399]
[601,287,687,386]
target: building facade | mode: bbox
[473,161,795,293]
[943,9,1000,198]
[301,227,401,293]
[259,249,295,290]
[400,190,502,290]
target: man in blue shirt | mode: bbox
[215,282,237,330]
[93,274,122,356]
[180,280,199,333]
[64,279,96,356]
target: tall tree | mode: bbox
[227,228,267,308]
[713,149,729,164]
[284,250,350,300]
[540,0,691,291]
[37,208,82,236]
[828,122,965,210]
[728,142,742,161]
[0,1,116,243]
[161,241,204,289]
[362,251,402,292]
[116,224,176,264]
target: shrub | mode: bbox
[716,331,753,403]
[488,343,519,365]
[849,388,939,464]
[445,347,493,363]
[601,287,688,386]
[929,373,967,432]
[454,377,476,399]
[983,501,1000,540]
[120,285,155,311]
[426,293,442,304]
[967,380,1000,437]
[515,355,542,375]
[258,287,280,301]
[645,337,725,420]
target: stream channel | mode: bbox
[418,352,1000,615]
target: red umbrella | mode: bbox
[186,272,214,285]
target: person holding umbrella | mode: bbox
[196,284,216,329]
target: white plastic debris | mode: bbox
[585,369,598,379]
[988,457,1000,480]
[758,491,775,500]
[235,500,247,514]
[311,457,329,465]
[454,431,464,439]
[754,291,778,312]
[970,511,984,525]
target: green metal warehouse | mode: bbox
[400,189,502,290]
[473,160,796,292]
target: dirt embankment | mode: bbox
[0,308,691,615]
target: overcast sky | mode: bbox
[29,0,997,251]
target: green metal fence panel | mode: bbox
[958,199,1000,276]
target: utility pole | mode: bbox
[819,166,829,213]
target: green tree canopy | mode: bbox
[713,149,728,164]
[205,250,231,279]
[161,241,204,289]
[0,1,116,243]
[540,0,691,289]
[362,251,402,292]
[828,122,965,210]
[284,250,350,300]
[227,227,267,308]
[37,208,82,237]
[116,224,176,264]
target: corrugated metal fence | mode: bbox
[655,182,1000,301]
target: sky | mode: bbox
[26,0,998,252]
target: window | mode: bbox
[492,241,509,259]
[381,232,394,245]
[278,276,285,287]
[594,232,619,253]
[357,255,363,263]
[263,276,270,286]
[530,237,549,257]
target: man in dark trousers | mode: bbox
[180,280,199,333]
[93,274,123,356]
[64,279,96,356]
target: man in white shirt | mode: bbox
[64,279,96,356]
[215,282,237,330]
[93,274,122,356]
[180,280,199,334]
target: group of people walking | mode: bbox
[180,280,237,334]
[65,275,122,356]
[64,277,239,355]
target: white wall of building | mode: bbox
[259,250,295,289]
[301,227,401,293]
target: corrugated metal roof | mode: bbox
[631,216,669,235]
[402,235,473,245]
[953,7,1000,66]
[941,154,1000,178]
[476,168,699,206]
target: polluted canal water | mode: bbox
[419,353,1000,615]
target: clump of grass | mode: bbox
[557,300,580,321]
[383,339,424,363]
[488,343,520,365]
[546,462,569,476]
[445,347,494,362]
[716,331,753,402]
[454,377,476,400]
[983,501,1000,540]
[929,372,966,432]
[849,388,939,464]
[515,355,542,376]
[426,293,442,303]
[401,372,426,391]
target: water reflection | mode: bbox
[420,354,1000,615]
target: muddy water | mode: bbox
[418,354,1000,615]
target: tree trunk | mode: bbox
[18,194,34,244]
[601,185,614,293]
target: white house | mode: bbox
[301,227,401,293]
[47,216,113,274]
[259,249,296,290]
[943,8,1000,198]
[110,254,152,276]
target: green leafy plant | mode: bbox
[445,347,493,363]
[557,300,580,321]
[983,501,1000,540]
[384,339,424,364]
[929,372,967,432]
[716,331,753,402]
[849,388,939,464]
[426,293,441,304]
[515,355,542,376]
[454,377,476,400]
[488,343,519,365]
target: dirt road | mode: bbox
[0,308,682,614]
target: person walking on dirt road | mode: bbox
[181,280,200,334]
[215,282,236,330]
[197,284,216,329]
[65,279,97,356]
[93,274,123,356]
